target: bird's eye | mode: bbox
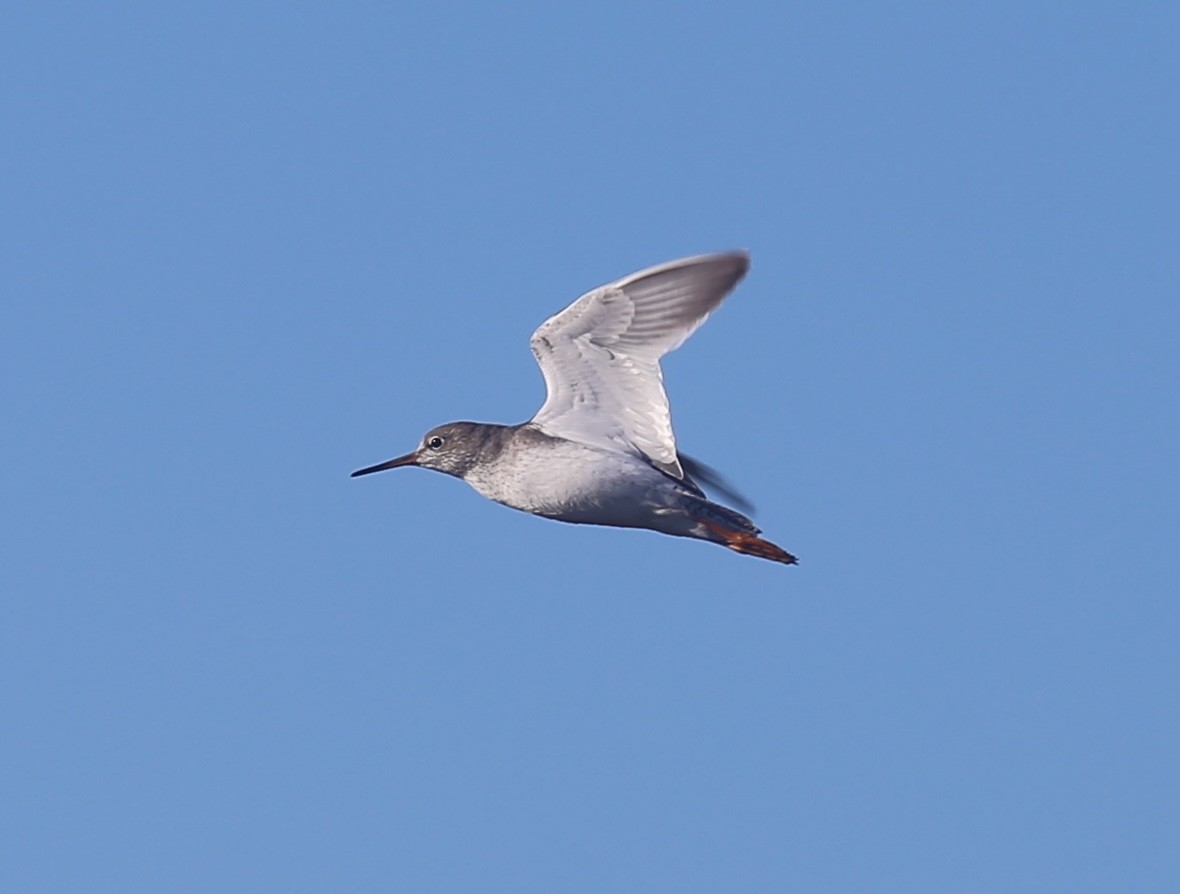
[427,436,444,450]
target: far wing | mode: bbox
[529,251,749,478]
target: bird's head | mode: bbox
[350,421,491,480]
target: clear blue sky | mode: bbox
[4,3,1178,891]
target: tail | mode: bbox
[715,529,799,565]
[687,498,799,566]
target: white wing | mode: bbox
[529,251,750,479]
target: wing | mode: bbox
[529,251,749,479]
[679,453,756,515]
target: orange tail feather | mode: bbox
[700,519,799,565]
[724,531,799,565]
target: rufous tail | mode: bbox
[701,519,799,566]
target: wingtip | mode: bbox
[696,248,750,270]
[710,249,751,284]
[635,249,750,280]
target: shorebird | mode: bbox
[352,252,797,565]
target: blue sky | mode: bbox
[4,3,1178,891]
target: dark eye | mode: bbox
[427,436,444,450]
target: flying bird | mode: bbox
[352,252,797,565]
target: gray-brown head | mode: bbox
[350,421,510,481]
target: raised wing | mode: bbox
[529,251,749,478]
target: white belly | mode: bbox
[462,440,679,528]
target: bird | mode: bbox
[351,251,797,565]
